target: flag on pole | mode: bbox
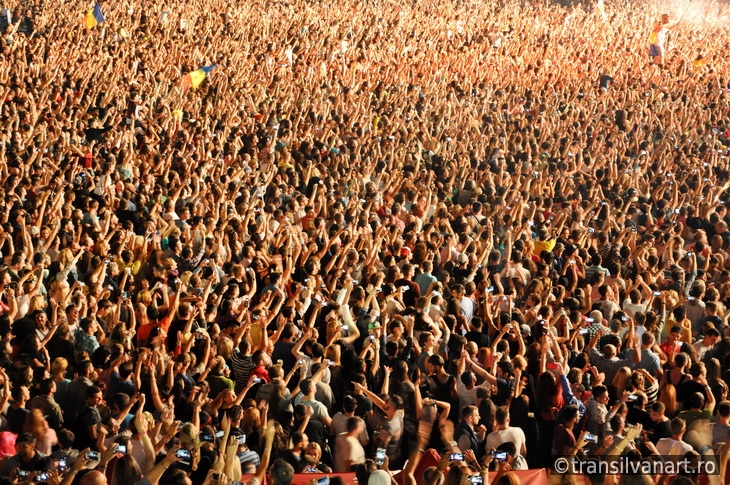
[181,65,217,90]
[84,3,105,30]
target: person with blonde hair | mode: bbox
[659,383,679,418]
[610,366,633,402]
[302,441,331,473]
[50,357,71,414]
[23,409,57,455]
[217,337,234,360]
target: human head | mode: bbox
[268,458,294,485]
[462,405,480,426]
[670,417,686,437]
[495,406,510,426]
[86,385,103,406]
[15,433,36,459]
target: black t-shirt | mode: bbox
[73,404,101,450]
[626,407,654,432]
[650,419,672,444]
[47,335,76,367]
[464,331,490,349]
[353,393,373,418]
[297,418,328,453]
[677,380,705,410]
[279,450,305,473]
[6,407,29,434]
[271,342,297,375]
[452,266,471,282]
[494,377,515,407]
[190,446,216,484]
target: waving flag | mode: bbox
[181,65,217,90]
[84,3,105,30]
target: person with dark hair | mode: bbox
[552,404,580,457]
[65,360,95,421]
[712,400,730,451]
[333,416,366,472]
[456,405,486,462]
[7,385,30,435]
[677,362,712,410]
[135,287,181,347]
[248,350,272,385]
[0,433,44,476]
[496,441,528,470]
[352,379,404,467]
[29,378,64,431]
[296,376,332,427]
[693,328,721,360]
[75,318,102,356]
[486,406,524,460]
[656,418,692,455]
[279,431,309,473]
[49,428,78,465]
[231,339,255,394]
[425,354,458,419]
[677,391,715,427]
[110,454,142,485]
[109,361,136,399]
[626,392,653,432]
[267,458,294,485]
[330,395,368,445]
[72,385,103,450]
[350,373,374,422]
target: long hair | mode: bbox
[240,400,261,435]
[495,472,521,485]
[659,383,678,418]
[613,367,632,396]
[536,371,561,420]
[390,360,411,389]
[23,409,48,439]
[443,465,469,485]
[707,358,722,385]
[269,378,287,417]
[111,455,142,485]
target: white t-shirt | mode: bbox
[486,427,526,455]
[331,413,368,444]
[334,434,366,473]
[693,340,715,359]
[456,379,479,410]
[622,300,647,318]
[656,437,693,456]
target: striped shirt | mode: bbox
[29,394,64,430]
[231,350,255,394]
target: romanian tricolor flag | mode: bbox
[84,3,105,30]
[181,65,217,90]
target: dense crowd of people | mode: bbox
[1,0,730,484]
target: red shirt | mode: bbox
[136,312,174,346]
[247,364,270,385]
